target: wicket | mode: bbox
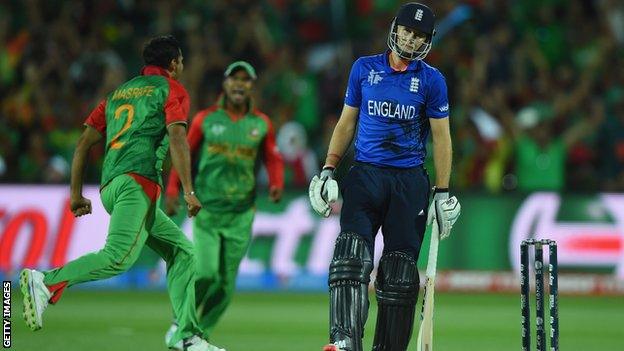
[520,239,559,351]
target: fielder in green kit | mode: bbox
[19,35,220,351]
[164,61,284,349]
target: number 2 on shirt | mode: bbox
[110,104,134,149]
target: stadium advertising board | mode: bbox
[0,186,622,293]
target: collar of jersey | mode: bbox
[383,50,421,73]
[140,65,171,77]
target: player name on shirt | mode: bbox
[111,85,156,100]
[367,100,417,120]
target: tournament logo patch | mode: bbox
[211,124,226,135]
[367,69,384,86]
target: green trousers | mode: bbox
[193,207,253,339]
[43,174,201,345]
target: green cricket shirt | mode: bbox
[166,96,284,212]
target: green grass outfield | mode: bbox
[9,290,623,351]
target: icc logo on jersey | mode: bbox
[250,128,260,138]
[211,124,226,135]
[367,69,383,86]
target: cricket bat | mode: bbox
[416,220,440,351]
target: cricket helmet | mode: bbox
[387,2,436,61]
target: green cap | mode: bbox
[224,61,257,80]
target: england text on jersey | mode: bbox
[367,100,417,120]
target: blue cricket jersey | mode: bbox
[345,51,449,168]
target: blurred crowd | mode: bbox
[1,0,623,193]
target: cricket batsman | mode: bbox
[308,3,461,350]
[165,61,284,350]
[19,35,218,351]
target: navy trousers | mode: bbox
[340,162,431,259]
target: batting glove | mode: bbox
[308,167,339,217]
[427,188,461,240]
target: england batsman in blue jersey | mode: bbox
[308,3,461,351]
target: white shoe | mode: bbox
[19,269,51,331]
[165,321,183,350]
[184,335,226,351]
[323,343,345,351]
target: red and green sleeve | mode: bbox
[164,76,190,127]
[84,100,107,134]
[256,110,284,190]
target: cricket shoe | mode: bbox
[323,343,346,351]
[19,269,51,331]
[183,335,226,351]
[165,321,184,350]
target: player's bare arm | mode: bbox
[70,125,103,217]
[168,123,201,217]
[427,116,460,240]
[429,116,452,189]
[325,104,359,167]
[309,105,359,217]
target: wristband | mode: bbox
[433,187,448,194]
